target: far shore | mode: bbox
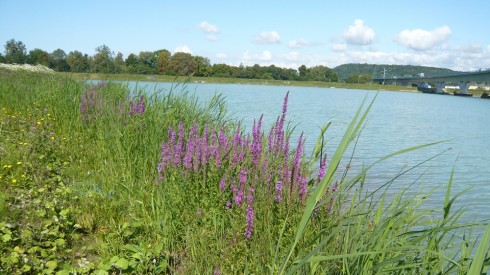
[57,72,419,93]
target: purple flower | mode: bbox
[298,176,307,199]
[173,121,185,166]
[244,205,254,239]
[129,101,136,116]
[275,181,283,202]
[244,187,255,239]
[219,178,226,191]
[239,169,247,185]
[234,188,244,205]
[136,96,145,114]
[251,115,263,168]
[317,156,327,182]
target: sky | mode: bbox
[1,0,490,71]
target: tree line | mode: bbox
[1,39,339,82]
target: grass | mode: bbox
[0,68,489,274]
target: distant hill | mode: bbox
[333,63,456,80]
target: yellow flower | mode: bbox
[7,165,12,168]
[51,136,55,140]
[36,121,41,125]
[12,179,17,183]
[16,161,22,165]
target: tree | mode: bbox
[138,51,158,74]
[298,65,307,79]
[169,52,197,76]
[4,39,27,64]
[49,49,70,72]
[0,53,5,63]
[27,48,49,66]
[67,51,90,72]
[346,73,372,84]
[114,52,125,73]
[92,45,114,73]
[211,63,233,77]
[306,65,339,82]
[156,49,171,74]
[125,53,140,74]
[194,56,211,77]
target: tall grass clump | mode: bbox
[0,68,488,274]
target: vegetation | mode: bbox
[333,63,456,80]
[1,39,338,83]
[1,68,489,274]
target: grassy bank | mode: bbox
[1,69,489,274]
[56,72,417,92]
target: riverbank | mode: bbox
[56,72,418,92]
[1,69,489,274]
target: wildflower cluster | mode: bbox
[80,83,146,123]
[80,84,105,123]
[0,63,54,73]
[157,92,334,239]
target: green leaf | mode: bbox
[468,223,490,275]
[21,264,32,272]
[46,260,58,270]
[92,270,109,275]
[114,258,129,270]
[2,233,11,242]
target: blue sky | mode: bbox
[1,0,489,71]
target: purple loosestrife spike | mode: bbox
[218,125,228,146]
[80,93,87,120]
[244,205,254,239]
[235,188,244,205]
[317,155,327,182]
[183,138,195,170]
[239,169,247,185]
[275,181,283,202]
[219,178,226,191]
[137,96,145,114]
[173,122,185,166]
[129,101,136,116]
[215,147,222,168]
[244,187,255,239]
[251,115,263,169]
[299,176,307,199]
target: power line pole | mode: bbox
[382,68,387,85]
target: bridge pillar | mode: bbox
[435,82,446,94]
[458,81,470,94]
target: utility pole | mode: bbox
[382,68,387,85]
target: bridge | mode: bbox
[372,69,490,94]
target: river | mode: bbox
[125,81,490,225]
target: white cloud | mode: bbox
[259,50,272,61]
[331,43,347,51]
[197,21,219,33]
[394,25,452,51]
[343,19,375,46]
[239,50,273,65]
[216,53,227,59]
[284,52,300,61]
[174,45,192,54]
[288,39,309,49]
[254,31,281,44]
[207,35,218,42]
